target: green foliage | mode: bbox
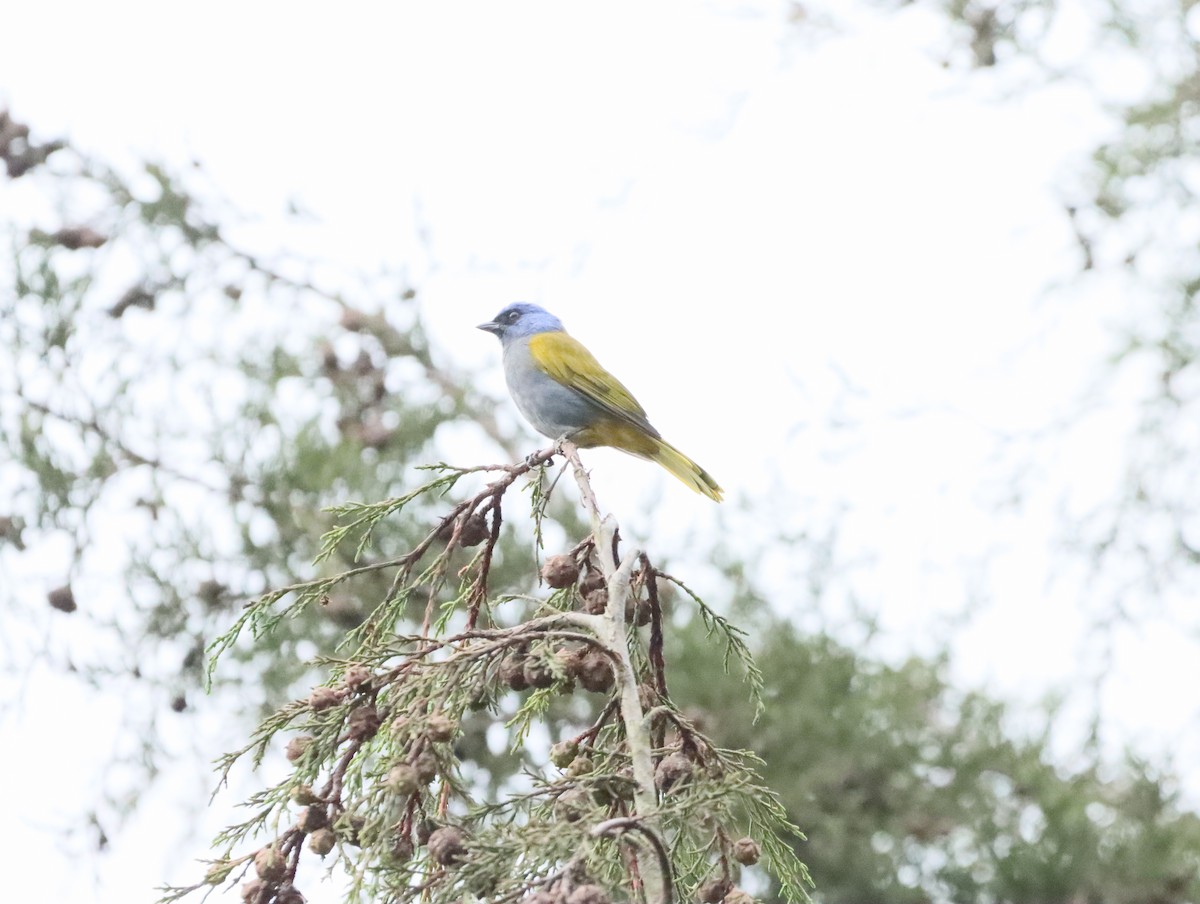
[659,571,766,720]
[671,613,1200,904]
[0,125,537,841]
[164,462,809,904]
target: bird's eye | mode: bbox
[504,311,520,324]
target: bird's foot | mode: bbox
[525,450,550,468]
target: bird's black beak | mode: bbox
[477,320,502,335]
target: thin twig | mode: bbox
[592,818,674,904]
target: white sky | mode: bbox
[3,1,1198,902]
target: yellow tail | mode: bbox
[647,438,724,502]
[574,420,722,501]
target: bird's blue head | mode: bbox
[477,303,565,344]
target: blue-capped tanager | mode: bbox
[478,303,723,501]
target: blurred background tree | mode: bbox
[902,19,1200,859]
[921,0,1200,627]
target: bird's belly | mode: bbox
[503,356,598,439]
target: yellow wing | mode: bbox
[527,330,724,501]
[528,331,661,438]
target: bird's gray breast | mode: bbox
[502,338,599,438]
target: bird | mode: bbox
[478,302,723,501]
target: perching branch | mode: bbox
[165,444,809,904]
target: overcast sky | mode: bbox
[3,2,1198,902]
